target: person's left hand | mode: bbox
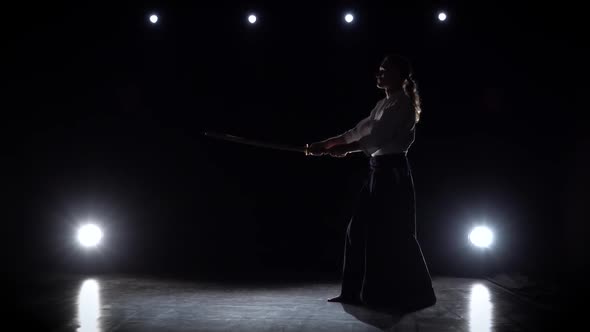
[307,142,328,156]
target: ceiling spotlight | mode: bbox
[149,14,159,24]
[248,14,257,24]
[344,13,354,23]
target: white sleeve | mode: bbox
[342,116,371,143]
[341,102,380,144]
[356,97,415,155]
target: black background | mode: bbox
[5,1,589,282]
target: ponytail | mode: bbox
[385,54,423,123]
[403,75,422,123]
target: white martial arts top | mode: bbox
[341,89,417,157]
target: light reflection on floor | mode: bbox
[469,283,493,332]
[77,279,101,332]
[16,276,551,331]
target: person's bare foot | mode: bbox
[327,295,361,304]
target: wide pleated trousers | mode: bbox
[339,153,436,311]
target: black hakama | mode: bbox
[338,153,436,311]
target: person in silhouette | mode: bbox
[307,54,436,311]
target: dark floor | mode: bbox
[13,275,562,331]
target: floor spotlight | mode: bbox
[469,226,493,248]
[78,223,103,248]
